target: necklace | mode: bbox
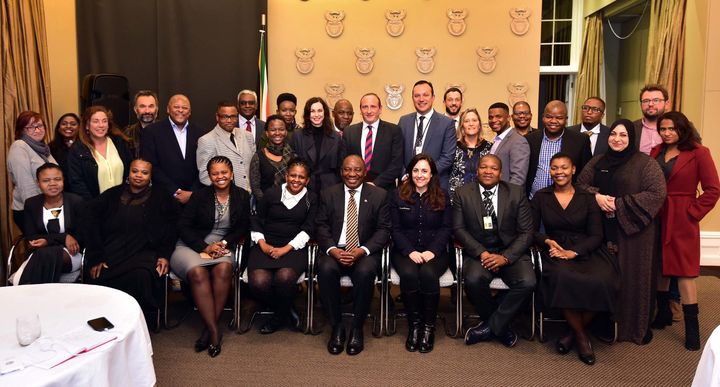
[214,192,230,225]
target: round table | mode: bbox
[0,283,156,386]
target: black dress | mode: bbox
[531,186,620,313]
[248,185,317,273]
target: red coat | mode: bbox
[650,144,720,276]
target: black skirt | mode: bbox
[247,245,308,273]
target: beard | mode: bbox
[445,105,460,116]
[138,113,156,124]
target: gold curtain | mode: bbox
[0,0,53,264]
[573,12,604,124]
[645,0,686,111]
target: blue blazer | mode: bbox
[398,111,456,189]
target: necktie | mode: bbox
[364,125,373,171]
[483,190,496,218]
[584,130,594,137]
[414,115,426,152]
[47,208,61,233]
[246,120,252,133]
[345,189,359,251]
[229,133,236,148]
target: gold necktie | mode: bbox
[345,189,359,251]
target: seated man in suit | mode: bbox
[237,89,265,149]
[343,93,404,192]
[398,80,456,189]
[315,155,391,356]
[197,101,255,191]
[141,94,206,204]
[567,97,609,156]
[454,154,535,348]
[526,100,592,198]
[488,102,530,186]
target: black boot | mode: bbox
[651,291,673,329]
[419,293,439,353]
[402,291,421,352]
[683,304,700,351]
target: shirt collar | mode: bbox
[239,116,253,126]
[479,184,498,196]
[169,118,189,132]
[281,183,307,200]
[345,184,363,194]
[582,123,601,133]
[363,119,379,128]
[542,128,565,142]
[495,126,512,141]
[417,109,434,121]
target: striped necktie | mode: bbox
[364,125,373,171]
[345,189,359,251]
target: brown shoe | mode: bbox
[671,300,683,322]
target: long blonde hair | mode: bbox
[456,108,482,147]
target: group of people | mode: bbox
[7,81,718,364]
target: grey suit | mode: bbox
[567,123,609,155]
[490,128,530,186]
[398,110,456,189]
[196,125,255,191]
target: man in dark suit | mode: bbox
[567,97,609,156]
[455,154,535,348]
[398,80,456,189]
[315,155,391,356]
[343,93,404,191]
[237,89,265,149]
[526,100,592,197]
[140,94,205,204]
[488,102,530,186]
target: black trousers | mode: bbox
[317,251,380,328]
[463,254,535,335]
[391,251,449,295]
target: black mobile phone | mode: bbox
[87,317,114,332]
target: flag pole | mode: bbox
[258,14,269,121]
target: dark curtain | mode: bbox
[537,74,569,131]
[76,0,267,130]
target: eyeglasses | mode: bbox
[658,127,677,133]
[25,123,45,131]
[239,101,256,106]
[513,111,530,117]
[581,105,604,114]
[641,98,665,105]
[217,114,237,120]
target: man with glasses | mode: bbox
[511,101,536,136]
[567,97,609,155]
[237,90,265,149]
[634,84,670,155]
[525,100,592,198]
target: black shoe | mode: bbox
[641,329,653,345]
[346,327,364,356]
[464,321,492,345]
[651,291,673,330]
[259,316,283,335]
[497,328,518,348]
[556,331,574,354]
[194,329,209,352]
[418,325,436,353]
[684,303,701,351]
[577,338,595,365]
[327,325,346,355]
[406,322,421,352]
[208,333,223,358]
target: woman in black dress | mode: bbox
[391,154,451,353]
[531,153,619,365]
[86,159,177,330]
[249,158,317,334]
[48,113,80,175]
[171,156,250,357]
[290,97,345,192]
[249,114,296,200]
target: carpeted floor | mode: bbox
[151,275,720,386]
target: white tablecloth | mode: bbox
[0,283,156,387]
[694,325,720,387]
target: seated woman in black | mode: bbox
[17,163,84,285]
[171,156,250,357]
[390,154,451,353]
[531,153,619,365]
[86,159,177,330]
[249,157,317,334]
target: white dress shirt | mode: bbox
[238,116,256,140]
[490,127,511,154]
[580,123,600,154]
[479,184,499,215]
[327,184,370,256]
[169,118,189,159]
[413,109,434,155]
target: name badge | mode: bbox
[483,216,493,230]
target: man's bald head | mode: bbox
[332,99,354,130]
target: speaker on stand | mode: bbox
[81,74,131,128]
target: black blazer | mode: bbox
[343,120,404,191]
[525,128,592,195]
[23,192,85,246]
[178,185,250,253]
[140,118,206,195]
[290,127,346,192]
[452,181,533,263]
[66,135,133,199]
[390,189,451,257]
[567,123,610,155]
[315,182,391,255]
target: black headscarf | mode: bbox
[594,119,638,196]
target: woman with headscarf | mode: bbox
[249,114,296,200]
[577,119,666,345]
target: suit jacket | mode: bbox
[452,181,533,263]
[66,135,133,199]
[315,183,391,256]
[633,119,643,149]
[254,117,265,149]
[140,118,206,195]
[567,123,610,155]
[290,127,346,192]
[343,120,404,190]
[491,128,530,186]
[525,128,592,195]
[177,185,250,253]
[196,125,255,191]
[23,192,85,246]
[398,111,457,188]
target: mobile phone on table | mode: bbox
[87,317,114,331]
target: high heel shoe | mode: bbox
[555,331,574,355]
[208,333,223,358]
[194,329,209,352]
[577,338,596,365]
